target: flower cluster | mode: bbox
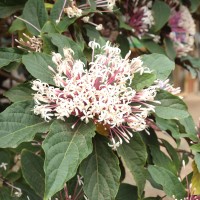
[121,0,154,37]
[168,5,196,57]
[32,41,159,149]
[64,0,116,18]
[15,33,42,52]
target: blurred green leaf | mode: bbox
[151,0,170,32]
[191,161,200,194]
[164,38,176,60]
[141,40,165,54]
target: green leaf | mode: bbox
[116,183,138,200]
[49,33,86,63]
[148,165,186,199]
[0,48,23,69]
[41,21,58,34]
[116,34,130,57]
[190,0,200,12]
[131,73,156,91]
[42,120,95,199]
[0,100,50,148]
[22,0,48,35]
[141,40,165,55]
[4,82,33,102]
[50,0,66,21]
[164,38,176,60]
[0,150,11,176]
[161,139,180,171]
[56,16,77,33]
[141,53,175,80]
[21,150,44,197]
[22,52,55,85]
[195,153,200,172]
[149,145,177,174]
[191,161,200,194]
[191,144,200,153]
[155,117,181,140]
[80,135,121,200]
[155,90,189,120]
[117,132,147,198]
[151,0,170,32]
[9,18,26,33]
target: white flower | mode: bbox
[32,42,159,148]
[96,24,103,31]
[0,162,8,170]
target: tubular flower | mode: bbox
[121,0,154,37]
[168,5,196,57]
[32,41,159,149]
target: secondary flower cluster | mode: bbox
[32,41,159,149]
[120,0,154,37]
[64,0,116,18]
[168,5,196,57]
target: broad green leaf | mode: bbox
[148,165,186,199]
[131,73,156,91]
[161,139,180,171]
[9,18,26,33]
[155,90,189,120]
[191,161,200,194]
[144,197,162,200]
[116,184,138,200]
[48,33,86,63]
[181,56,200,70]
[80,135,121,200]
[0,48,23,68]
[141,53,175,80]
[0,187,17,199]
[155,116,181,141]
[43,120,95,199]
[118,132,147,198]
[22,52,55,85]
[149,145,177,174]
[151,0,170,32]
[21,150,45,197]
[164,38,176,60]
[22,0,48,35]
[141,40,165,55]
[195,153,200,172]
[0,100,50,148]
[4,82,33,102]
